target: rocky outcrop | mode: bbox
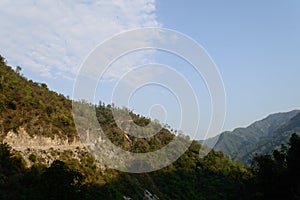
[1,127,97,168]
[122,189,160,200]
[3,127,83,151]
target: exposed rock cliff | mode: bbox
[1,127,108,171]
[3,127,83,151]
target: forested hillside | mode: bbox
[0,55,76,140]
[1,54,300,199]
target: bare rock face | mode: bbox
[1,127,106,169]
[3,127,83,151]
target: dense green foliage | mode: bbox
[1,134,300,199]
[0,56,76,139]
[249,133,300,199]
[202,110,300,164]
[94,103,175,153]
[0,141,251,200]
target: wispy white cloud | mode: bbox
[0,0,159,80]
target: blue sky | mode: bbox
[0,0,299,139]
[157,1,300,136]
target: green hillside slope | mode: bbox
[1,54,300,199]
[0,55,76,140]
[0,54,250,199]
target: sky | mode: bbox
[0,0,300,139]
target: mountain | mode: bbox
[201,110,300,164]
[1,54,300,199]
[0,55,251,199]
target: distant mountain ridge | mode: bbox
[200,110,300,164]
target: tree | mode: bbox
[16,66,22,74]
[0,143,25,200]
[286,133,300,199]
[0,55,6,65]
[252,133,300,199]
[40,160,82,200]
